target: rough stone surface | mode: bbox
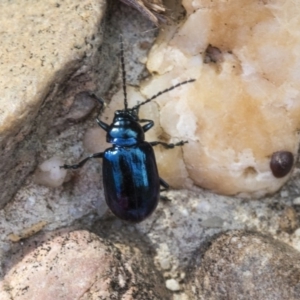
[0,1,159,276]
[93,185,300,293]
[0,0,108,208]
[0,0,159,280]
[1,1,300,299]
[188,231,300,300]
[3,183,300,298]
[0,230,170,299]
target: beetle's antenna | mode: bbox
[120,35,128,111]
[132,79,196,110]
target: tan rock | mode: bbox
[138,0,300,197]
[0,0,106,207]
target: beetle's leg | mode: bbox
[159,177,169,192]
[96,118,109,132]
[139,119,154,132]
[61,152,104,170]
[159,178,171,201]
[150,140,188,149]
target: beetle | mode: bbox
[61,36,195,222]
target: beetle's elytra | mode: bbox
[62,36,195,223]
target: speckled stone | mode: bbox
[0,230,171,299]
[188,231,300,300]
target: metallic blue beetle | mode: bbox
[62,37,195,222]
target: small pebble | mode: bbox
[166,279,181,291]
[293,197,300,205]
[294,228,300,237]
[280,190,289,198]
[34,157,67,187]
[160,258,171,270]
[197,201,211,212]
[173,293,189,300]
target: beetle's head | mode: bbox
[107,110,144,146]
